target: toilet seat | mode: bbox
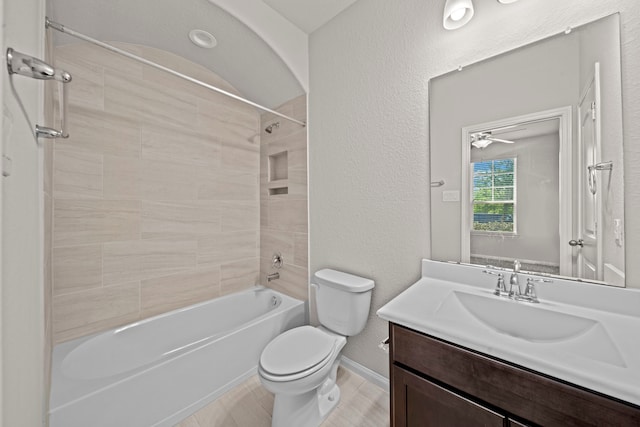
[259,326,337,382]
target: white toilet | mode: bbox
[258,269,375,427]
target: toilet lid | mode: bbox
[260,326,336,376]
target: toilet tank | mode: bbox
[312,269,375,336]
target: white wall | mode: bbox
[309,0,640,377]
[1,0,46,425]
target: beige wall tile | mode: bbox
[267,199,308,233]
[105,72,198,130]
[141,124,221,167]
[288,94,307,121]
[266,130,307,169]
[53,245,102,295]
[260,229,294,263]
[221,201,260,232]
[141,200,221,239]
[55,106,141,156]
[259,96,308,302]
[221,139,260,173]
[140,158,201,201]
[288,168,308,199]
[103,154,141,200]
[141,268,220,318]
[103,239,197,285]
[50,42,264,341]
[197,231,259,266]
[220,258,260,295]
[55,56,104,111]
[199,172,258,201]
[54,150,103,199]
[53,281,140,338]
[260,257,307,301]
[197,98,259,143]
[293,233,308,268]
[54,200,140,247]
[44,140,54,196]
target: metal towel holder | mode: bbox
[6,47,72,138]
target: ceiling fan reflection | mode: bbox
[470,132,515,149]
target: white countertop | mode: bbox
[377,260,640,407]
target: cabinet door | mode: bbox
[508,419,531,427]
[392,366,505,427]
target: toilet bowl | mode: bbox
[258,269,374,427]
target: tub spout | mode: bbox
[267,272,280,282]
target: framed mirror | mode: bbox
[430,14,625,287]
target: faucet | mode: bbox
[267,272,280,282]
[515,277,552,303]
[483,269,507,297]
[508,260,522,299]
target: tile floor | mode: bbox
[176,366,390,426]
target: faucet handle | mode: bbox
[519,277,552,303]
[483,270,507,297]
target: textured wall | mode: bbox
[260,95,308,301]
[309,0,640,377]
[2,0,46,424]
[51,43,261,343]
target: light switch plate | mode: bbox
[442,191,460,202]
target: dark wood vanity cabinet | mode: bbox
[389,323,640,427]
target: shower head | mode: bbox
[265,122,280,134]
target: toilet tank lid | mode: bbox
[313,269,374,293]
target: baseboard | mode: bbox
[340,356,390,393]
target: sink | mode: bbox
[447,291,596,342]
[377,260,640,406]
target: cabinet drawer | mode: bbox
[391,323,640,426]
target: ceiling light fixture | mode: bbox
[497,0,519,3]
[443,0,475,30]
[188,29,217,49]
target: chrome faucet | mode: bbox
[267,272,280,282]
[508,260,522,299]
[483,270,507,297]
[515,277,552,303]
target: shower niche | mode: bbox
[268,150,289,196]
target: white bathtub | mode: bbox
[49,286,305,427]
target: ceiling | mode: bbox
[263,0,359,34]
[47,0,357,109]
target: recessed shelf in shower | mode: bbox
[268,151,288,196]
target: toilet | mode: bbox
[258,269,375,427]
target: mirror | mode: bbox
[430,14,625,286]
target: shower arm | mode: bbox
[45,18,306,128]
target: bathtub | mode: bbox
[49,286,305,427]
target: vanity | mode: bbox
[377,260,640,426]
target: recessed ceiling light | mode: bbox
[189,29,217,49]
[497,0,519,3]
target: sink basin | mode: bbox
[448,291,596,342]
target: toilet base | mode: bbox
[271,382,340,427]
[270,358,342,427]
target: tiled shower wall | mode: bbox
[259,96,308,301]
[50,43,264,343]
